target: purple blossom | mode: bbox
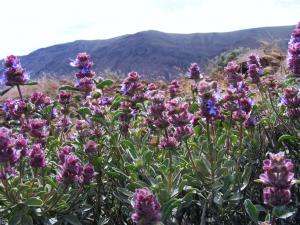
[187,63,201,80]
[16,135,29,157]
[281,87,300,119]
[168,80,180,98]
[174,126,194,141]
[100,96,113,106]
[30,144,47,168]
[29,119,49,139]
[132,188,161,225]
[259,152,295,207]
[0,165,16,180]
[58,146,72,163]
[56,154,83,185]
[263,187,291,206]
[30,91,51,107]
[159,136,180,149]
[85,140,97,154]
[224,61,243,87]
[75,77,95,93]
[121,72,140,96]
[58,91,72,105]
[81,163,95,185]
[3,99,27,119]
[56,116,72,133]
[287,22,300,75]
[1,55,29,86]
[243,116,257,129]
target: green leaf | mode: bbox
[241,163,252,191]
[59,85,79,91]
[278,134,298,145]
[23,81,38,86]
[244,199,258,223]
[20,215,33,225]
[25,197,43,207]
[64,215,82,225]
[272,206,296,219]
[77,107,92,115]
[8,205,26,225]
[0,87,13,96]
[188,102,199,113]
[96,79,113,89]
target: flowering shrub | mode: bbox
[0,23,299,225]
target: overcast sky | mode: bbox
[0,0,299,58]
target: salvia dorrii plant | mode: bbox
[0,23,299,225]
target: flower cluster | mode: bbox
[29,119,49,139]
[56,150,95,186]
[0,127,19,167]
[132,188,161,225]
[224,61,243,88]
[168,80,180,98]
[187,63,201,80]
[30,91,51,108]
[259,152,296,206]
[121,71,141,97]
[1,55,29,86]
[71,53,95,94]
[3,99,27,120]
[247,53,262,84]
[30,144,47,168]
[223,62,256,128]
[287,21,300,76]
[281,87,300,119]
[198,80,220,122]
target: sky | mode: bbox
[0,0,299,58]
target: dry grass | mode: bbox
[0,77,72,102]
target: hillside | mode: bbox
[11,25,294,80]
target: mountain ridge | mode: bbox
[8,25,294,80]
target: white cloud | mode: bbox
[0,0,298,58]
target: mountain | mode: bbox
[17,25,293,80]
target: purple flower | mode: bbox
[121,72,140,96]
[30,91,51,107]
[0,165,16,180]
[159,136,180,149]
[243,116,257,129]
[174,126,194,141]
[56,116,72,133]
[0,127,13,150]
[224,61,243,87]
[132,188,161,225]
[247,53,261,68]
[30,144,47,168]
[240,98,253,113]
[263,187,291,206]
[81,163,95,185]
[58,146,73,163]
[58,91,72,104]
[1,55,29,86]
[287,22,300,75]
[29,119,49,139]
[56,154,83,185]
[168,80,180,98]
[187,63,201,80]
[3,99,27,119]
[75,77,95,93]
[16,135,29,157]
[85,140,97,154]
[281,87,300,119]
[100,96,113,106]
[259,152,295,207]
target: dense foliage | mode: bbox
[0,22,299,225]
